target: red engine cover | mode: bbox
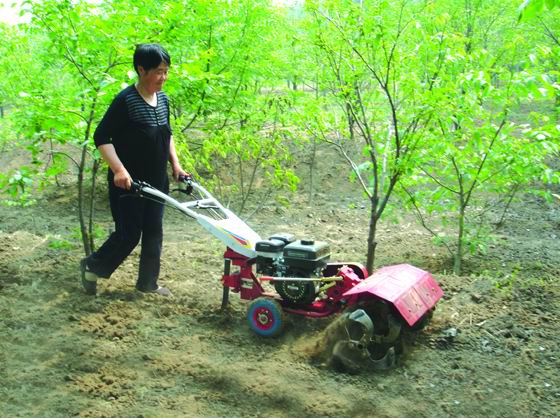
[343,264,444,326]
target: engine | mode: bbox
[255,233,330,304]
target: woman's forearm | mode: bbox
[169,136,181,170]
[98,143,131,189]
[98,143,126,174]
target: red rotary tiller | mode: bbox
[133,178,444,369]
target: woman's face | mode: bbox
[138,62,169,93]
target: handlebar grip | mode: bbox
[178,174,193,182]
[130,180,153,193]
[178,174,194,194]
[130,180,142,193]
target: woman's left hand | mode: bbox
[172,165,190,182]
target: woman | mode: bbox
[80,43,187,297]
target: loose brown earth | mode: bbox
[0,156,559,417]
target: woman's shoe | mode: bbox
[80,259,98,296]
[136,285,173,297]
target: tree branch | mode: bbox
[464,118,506,206]
[420,167,460,195]
[50,151,81,171]
[401,184,454,256]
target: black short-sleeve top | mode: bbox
[94,85,172,190]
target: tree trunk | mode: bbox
[88,158,100,252]
[239,152,261,215]
[308,138,317,204]
[454,206,466,275]
[78,144,92,256]
[366,199,379,274]
[496,184,519,228]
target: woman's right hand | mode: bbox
[98,144,132,190]
[114,168,132,190]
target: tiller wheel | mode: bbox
[331,307,404,371]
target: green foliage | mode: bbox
[0,167,36,206]
[47,235,74,250]
[1,0,302,258]
[398,0,559,274]
[519,0,560,21]
[0,0,558,273]
[158,0,301,209]
[299,0,478,270]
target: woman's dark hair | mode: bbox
[133,44,171,74]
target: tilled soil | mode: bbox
[0,183,559,417]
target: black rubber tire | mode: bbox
[247,297,285,337]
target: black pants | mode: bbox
[86,183,164,292]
